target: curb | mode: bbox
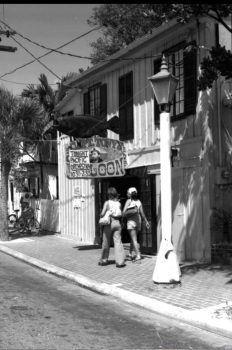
[0,245,231,340]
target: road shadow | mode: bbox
[73,244,102,250]
[9,229,55,241]
[180,262,232,284]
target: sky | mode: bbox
[0,4,101,96]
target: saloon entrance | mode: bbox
[95,168,160,255]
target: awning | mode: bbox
[126,166,147,177]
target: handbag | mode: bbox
[99,210,111,226]
[123,206,138,219]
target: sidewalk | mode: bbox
[0,232,231,339]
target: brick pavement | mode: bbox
[1,233,231,311]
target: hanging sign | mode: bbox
[66,136,127,178]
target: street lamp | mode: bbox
[148,54,181,284]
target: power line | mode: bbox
[0,18,101,59]
[1,19,203,65]
[0,77,57,86]
[0,17,207,83]
[11,35,62,81]
[1,19,157,62]
[15,31,94,60]
[0,18,187,66]
[0,24,101,79]
[11,27,158,62]
[2,4,5,21]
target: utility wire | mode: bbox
[1,19,207,63]
[0,18,100,60]
[2,4,5,21]
[0,18,205,83]
[14,30,159,62]
[0,25,101,79]
[11,35,62,81]
[0,77,57,86]
[1,18,188,66]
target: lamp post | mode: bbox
[148,55,181,284]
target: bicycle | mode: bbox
[8,207,40,236]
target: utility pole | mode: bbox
[0,29,17,52]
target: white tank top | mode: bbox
[108,200,121,216]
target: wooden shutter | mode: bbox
[153,58,162,125]
[119,71,134,141]
[83,91,90,115]
[100,84,107,117]
[99,84,107,137]
[184,46,197,115]
[56,176,59,199]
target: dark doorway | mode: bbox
[95,172,159,255]
[100,176,139,243]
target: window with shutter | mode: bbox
[99,84,107,137]
[83,83,108,137]
[184,48,197,115]
[100,84,107,116]
[119,71,134,141]
[83,91,90,115]
[153,41,197,122]
[153,58,162,126]
[89,84,101,116]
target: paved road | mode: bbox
[0,253,232,350]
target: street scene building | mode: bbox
[7,14,232,264]
[1,5,232,347]
[53,15,232,262]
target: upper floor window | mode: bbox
[83,83,107,137]
[154,41,197,125]
[90,84,101,116]
[119,71,134,141]
[83,84,107,117]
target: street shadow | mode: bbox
[106,259,115,265]
[74,244,101,250]
[9,229,56,241]
[9,232,31,240]
[180,262,232,283]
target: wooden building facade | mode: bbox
[55,16,232,262]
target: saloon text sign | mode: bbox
[66,136,127,178]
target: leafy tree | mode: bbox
[0,87,43,241]
[88,4,164,64]
[198,46,232,90]
[88,4,232,89]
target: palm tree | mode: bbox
[54,72,78,105]
[0,87,44,241]
[22,72,77,116]
[21,72,76,191]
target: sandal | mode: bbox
[116,263,126,268]
[127,254,133,261]
[133,256,142,263]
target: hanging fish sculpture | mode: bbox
[43,114,120,138]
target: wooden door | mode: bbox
[140,175,159,255]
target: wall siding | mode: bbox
[58,135,96,243]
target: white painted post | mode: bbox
[152,110,181,284]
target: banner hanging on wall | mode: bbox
[66,136,127,178]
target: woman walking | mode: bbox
[98,187,126,268]
[123,187,150,262]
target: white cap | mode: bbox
[127,187,137,195]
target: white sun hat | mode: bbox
[127,187,138,195]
